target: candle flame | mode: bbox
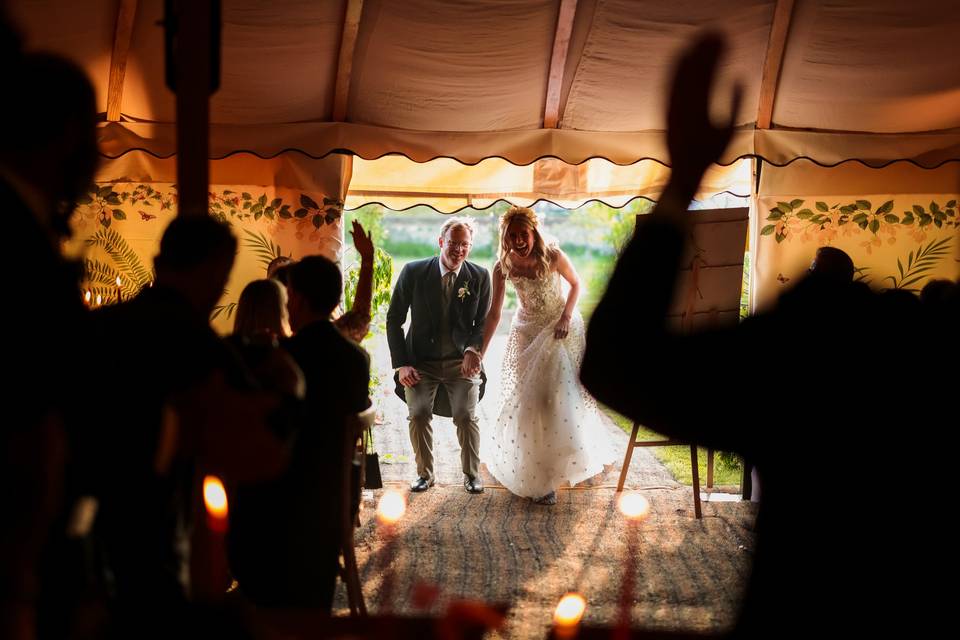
[554,592,586,626]
[116,276,122,286]
[376,489,406,524]
[617,492,650,521]
[84,291,91,303]
[95,294,102,306]
[203,475,228,519]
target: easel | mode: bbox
[615,207,749,519]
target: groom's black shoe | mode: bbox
[410,477,435,492]
[464,475,484,494]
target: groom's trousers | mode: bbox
[405,358,481,481]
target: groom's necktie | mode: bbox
[439,270,457,359]
[442,271,456,306]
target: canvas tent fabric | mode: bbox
[9,0,960,319]
[10,0,960,167]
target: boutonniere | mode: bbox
[458,280,472,301]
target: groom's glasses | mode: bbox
[447,241,472,250]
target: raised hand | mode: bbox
[666,32,743,195]
[350,219,374,263]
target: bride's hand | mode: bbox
[553,314,571,340]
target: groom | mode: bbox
[386,217,492,494]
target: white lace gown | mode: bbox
[483,269,616,498]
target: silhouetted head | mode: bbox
[154,216,237,315]
[0,52,98,238]
[266,255,295,279]
[233,278,291,339]
[286,255,342,331]
[920,278,955,307]
[808,246,854,284]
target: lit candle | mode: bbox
[203,475,229,531]
[198,474,230,599]
[83,290,91,308]
[95,294,102,307]
[553,592,586,639]
[615,492,650,638]
[116,276,122,304]
[376,489,407,611]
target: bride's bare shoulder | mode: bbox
[547,244,565,269]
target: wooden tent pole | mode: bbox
[166,0,220,217]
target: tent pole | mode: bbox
[165,0,220,217]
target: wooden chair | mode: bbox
[340,404,376,616]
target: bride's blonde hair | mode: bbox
[498,206,555,277]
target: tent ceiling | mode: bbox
[9,0,960,166]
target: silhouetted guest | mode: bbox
[266,255,294,280]
[264,221,375,344]
[582,33,955,638]
[229,278,304,397]
[226,279,310,611]
[230,256,368,610]
[920,278,957,309]
[808,245,855,283]
[87,217,283,635]
[0,51,98,640]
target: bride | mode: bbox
[481,206,614,504]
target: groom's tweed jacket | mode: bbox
[386,256,491,368]
[386,256,492,416]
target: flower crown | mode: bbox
[502,206,541,230]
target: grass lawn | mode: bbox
[603,409,743,488]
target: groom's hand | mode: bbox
[398,366,421,387]
[461,351,481,378]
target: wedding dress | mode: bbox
[483,268,615,498]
